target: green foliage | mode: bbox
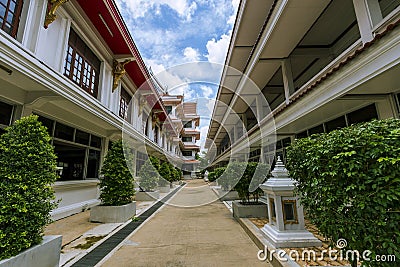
[173,167,182,181]
[149,156,160,171]
[286,119,400,266]
[208,167,225,182]
[158,162,171,186]
[232,162,269,203]
[138,157,160,191]
[99,140,135,206]
[0,115,58,260]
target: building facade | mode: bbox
[207,0,400,166]
[161,94,200,178]
[0,0,196,220]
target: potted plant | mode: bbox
[231,162,269,218]
[135,156,160,201]
[0,115,61,267]
[158,162,171,193]
[90,140,136,223]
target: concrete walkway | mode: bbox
[101,180,272,267]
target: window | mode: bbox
[37,115,102,181]
[282,200,298,224]
[119,88,131,121]
[136,152,147,174]
[165,106,172,114]
[0,100,13,126]
[347,104,377,125]
[64,29,101,98]
[325,116,346,132]
[181,136,192,142]
[183,121,192,128]
[182,151,192,157]
[0,0,24,38]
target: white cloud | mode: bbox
[120,0,197,21]
[183,47,200,62]
[205,34,230,64]
[200,85,214,98]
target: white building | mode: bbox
[207,0,400,165]
[0,0,186,220]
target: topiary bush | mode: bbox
[231,162,268,203]
[208,167,225,182]
[0,115,58,260]
[286,118,400,267]
[138,157,159,191]
[158,161,171,187]
[99,140,135,206]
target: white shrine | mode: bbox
[260,157,321,248]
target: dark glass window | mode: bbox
[325,116,346,132]
[308,124,324,135]
[283,201,297,222]
[296,130,308,139]
[0,128,5,135]
[181,136,192,142]
[119,88,131,121]
[87,149,100,178]
[0,100,13,125]
[183,121,192,128]
[0,0,23,38]
[75,130,89,145]
[136,152,148,174]
[90,135,102,148]
[37,115,54,136]
[54,122,74,141]
[347,104,378,125]
[54,141,85,181]
[64,29,100,98]
[182,151,192,156]
[282,137,291,148]
[165,106,172,114]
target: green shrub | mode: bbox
[158,162,171,186]
[99,140,135,206]
[138,157,159,191]
[208,167,225,182]
[286,119,400,267]
[0,115,58,260]
[232,162,268,203]
[172,167,182,181]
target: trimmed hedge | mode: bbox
[286,119,400,266]
[138,157,159,191]
[99,140,135,206]
[0,115,58,260]
[208,167,225,182]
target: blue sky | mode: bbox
[115,0,239,151]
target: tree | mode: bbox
[0,115,58,260]
[138,157,160,191]
[158,161,171,186]
[286,119,400,267]
[99,140,135,206]
[231,162,268,203]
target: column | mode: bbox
[282,59,294,105]
[353,0,383,44]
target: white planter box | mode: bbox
[232,201,268,219]
[0,235,62,267]
[90,201,136,223]
[135,191,160,201]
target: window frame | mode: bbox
[119,87,132,122]
[0,0,24,38]
[64,28,101,98]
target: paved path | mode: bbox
[102,180,271,267]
